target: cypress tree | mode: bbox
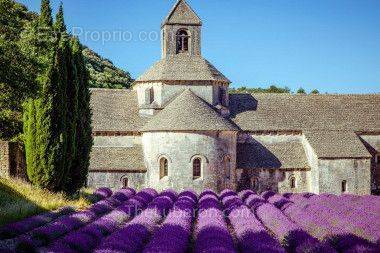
[62,38,78,194]
[54,2,66,33]
[24,99,38,182]
[26,41,68,191]
[40,0,53,27]
[68,38,93,193]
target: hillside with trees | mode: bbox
[230,85,320,94]
[83,47,133,89]
[0,0,94,194]
[0,0,132,141]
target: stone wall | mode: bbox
[278,170,309,193]
[88,171,146,191]
[237,168,309,194]
[236,133,311,193]
[359,134,380,192]
[302,134,320,193]
[318,159,371,195]
[142,131,237,193]
[0,141,26,179]
[0,141,10,178]
[134,83,221,111]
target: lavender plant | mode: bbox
[193,190,236,253]
[143,191,197,253]
[93,191,175,253]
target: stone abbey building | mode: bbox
[87,0,380,195]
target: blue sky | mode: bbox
[20,0,380,94]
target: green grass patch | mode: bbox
[0,177,93,227]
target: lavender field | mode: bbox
[0,188,379,253]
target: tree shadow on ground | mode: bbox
[326,233,380,252]
[0,179,46,227]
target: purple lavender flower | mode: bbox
[159,189,178,202]
[26,210,97,246]
[261,190,276,200]
[193,190,236,253]
[94,195,174,253]
[0,207,74,240]
[252,199,333,252]
[286,195,380,243]
[285,193,308,204]
[198,194,221,211]
[245,194,266,209]
[194,208,236,253]
[143,193,197,253]
[198,189,218,199]
[178,189,197,203]
[112,188,135,202]
[45,189,159,253]
[219,189,236,199]
[326,233,379,252]
[228,205,284,253]
[88,197,121,215]
[267,195,294,210]
[94,188,113,200]
[238,189,256,202]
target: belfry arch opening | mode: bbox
[176,29,190,53]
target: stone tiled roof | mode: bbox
[304,131,371,158]
[237,139,310,169]
[135,54,230,83]
[230,93,380,132]
[141,89,239,132]
[90,91,380,133]
[162,0,202,26]
[90,89,148,132]
[359,135,380,153]
[89,146,146,172]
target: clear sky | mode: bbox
[20,0,380,94]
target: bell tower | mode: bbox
[161,0,202,58]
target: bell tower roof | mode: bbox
[162,0,202,27]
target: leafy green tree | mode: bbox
[54,2,66,33]
[0,0,37,41]
[66,38,93,194]
[39,0,52,27]
[83,48,133,89]
[26,41,69,191]
[0,0,38,140]
[23,99,35,174]
[23,0,68,191]
[310,89,320,94]
[229,85,291,94]
[297,87,306,94]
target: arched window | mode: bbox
[160,157,168,179]
[224,156,231,180]
[176,29,189,53]
[122,178,129,188]
[290,177,296,189]
[193,158,201,179]
[149,88,154,104]
[342,180,347,193]
[251,177,258,190]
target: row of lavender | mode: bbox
[1,188,379,253]
[0,188,113,240]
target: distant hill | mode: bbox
[83,47,133,89]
